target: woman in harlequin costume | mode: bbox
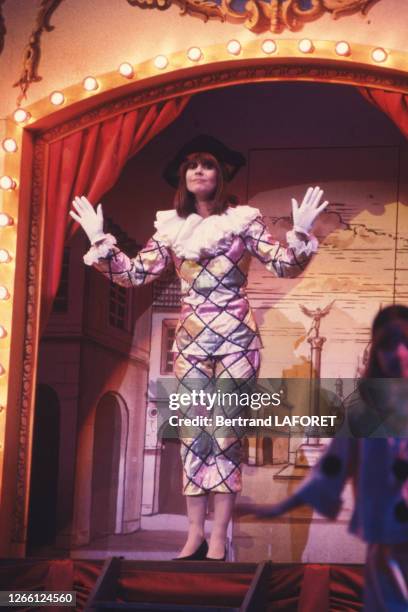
[255,304,408,610]
[70,135,328,561]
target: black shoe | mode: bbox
[173,539,208,561]
[205,549,227,561]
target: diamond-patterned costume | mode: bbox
[174,349,260,495]
[84,205,318,494]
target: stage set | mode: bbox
[0,1,408,609]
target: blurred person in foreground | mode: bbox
[254,304,408,611]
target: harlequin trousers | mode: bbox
[173,349,260,495]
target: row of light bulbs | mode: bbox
[0,191,13,367]
[0,199,10,369]
[0,210,10,373]
[0,128,14,377]
[0,137,15,373]
[151,39,388,64]
[0,156,14,374]
[2,46,30,371]
[0,209,11,373]
[1,133,18,288]
[0,40,389,125]
[0,202,11,367]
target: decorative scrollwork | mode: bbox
[127,0,172,8]
[126,0,381,33]
[128,0,224,21]
[13,0,64,106]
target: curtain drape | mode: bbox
[359,88,408,139]
[41,96,190,331]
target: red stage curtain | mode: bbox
[0,559,365,610]
[360,88,408,139]
[41,95,190,331]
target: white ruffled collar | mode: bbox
[153,205,260,260]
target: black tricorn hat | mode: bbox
[163,134,246,188]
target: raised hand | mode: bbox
[291,186,328,235]
[69,196,105,243]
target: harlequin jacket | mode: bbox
[84,205,318,356]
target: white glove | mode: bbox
[69,195,105,244]
[291,186,328,236]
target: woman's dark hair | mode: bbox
[364,305,408,377]
[174,152,233,218]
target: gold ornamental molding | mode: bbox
[11,138,46,544]
[1,38,408,547]
[126,0,382,33]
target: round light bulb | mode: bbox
[2,138,18,153]
[262,39,277,55]
[83,76,99,91]
[0,176,16,190]
[13,108,30,123]
[119,62,134,77]
[0,287,10,300]
[335,41,350,56]
[0,364,4,376]
[0,250,10,263]
[227,40,241,56]
[0,326,6,339]
[298,39,314,53]
[187,47,202,62]
[154,55,168,69]
[372,47,387,63]
[0,213,13,226]
[50,91,65,105]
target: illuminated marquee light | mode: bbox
[50,91,65,106]
[372,47,387,62]
[13,108,30,123]
[83,76,99,91]
[262,39,277,55]
[0,213,13,227]
[335,41,351,57]
[227,40,241,56]
[298,39,314,53]
[0,364,4,375]
[2,138,18,153]
[0,287,10,300]
[154,55,168,69]
[0,326,6,339]
[0,176,16,191]
[187,47,202,62]
[119,62,134,77]
[0,250,11,263]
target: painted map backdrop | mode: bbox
[246,146,407,378]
